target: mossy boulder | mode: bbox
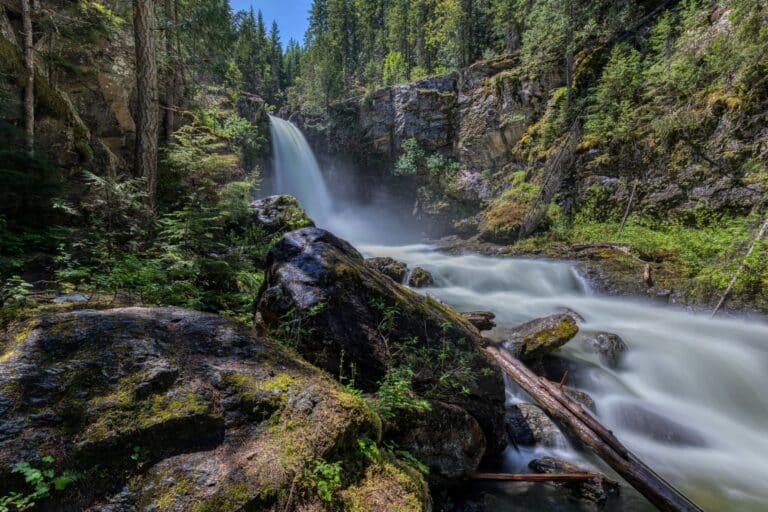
[503,313,579,360]
[249,194,315,236]
[366,257,409,283]
[0,307,428,511]
[256,227,507,459]
[408,267,435,288]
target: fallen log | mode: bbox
[471,472,596,482]
[482,345,703,512]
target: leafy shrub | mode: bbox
[376,367,431,420]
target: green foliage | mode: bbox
[375,367,431,420]
[311,459,343,503]
[0,457,78,512]
[383,51,408,86]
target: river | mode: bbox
[269,116,768,511]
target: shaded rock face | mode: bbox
[256,227,507,456]
[248,194,315,237]
[583,332,628,368]
[366,256,409,283]
[503,313,579,360]
[0,307,428,511]
[505,403,567,448]
[408,267,435,288]
[529,457,620,504]
[386,400,485,484]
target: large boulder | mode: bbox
[503,313,579,360]
[0,307,429,511]
[249,195,314,236]
[256,227,507,457]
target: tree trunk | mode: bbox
[163,0,176,141]
[133,0,159,213]
[22,0,34,157]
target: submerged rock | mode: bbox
[611,403,707,447]
[248,194,314,236]
[256,227,507,457]
[504,313,579,360]
[0,307,428,511]
[505,403,567,448]
[408,266,435,288]
[462,311,497,332]
[529,456,619,504]
[366,256,409,283]
[583,332,628,368]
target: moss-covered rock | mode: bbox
[407,267,435,288]
[503,313,579,360]
[257,227,507,460]
[249,194,315,236]
[0,307,424,511]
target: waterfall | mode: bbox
[268,115,332,223]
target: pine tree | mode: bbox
[133,0,159,213]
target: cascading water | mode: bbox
[268,115,333,223]
[269,120,768,511]
[362,244,768,511]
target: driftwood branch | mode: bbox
[481,345,703,512]
[712,215,768,317]
[471,472,597,482]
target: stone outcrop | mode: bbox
[0,307,429,511]
[256,227,507,458]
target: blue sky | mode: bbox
[229,0,313,46]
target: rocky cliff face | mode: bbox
[313,55,559,234]
[319,16,765,240]
[0,2,137,174]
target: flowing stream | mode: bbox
[267,117,768,511]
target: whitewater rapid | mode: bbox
[356,243,768,512]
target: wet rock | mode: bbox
[505,403,566,448]
[529,456,619,504]
[583,332,628,368]
[408,267,435,288]
[248,194,314,236]
[563,387,596,411]
[257,227,507,456]
[366,256,409,283]
[386,400,486,483]
[0,307,427,511]
[462,311,496,332]
[504,313,579,360]
[612,403,707,447]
